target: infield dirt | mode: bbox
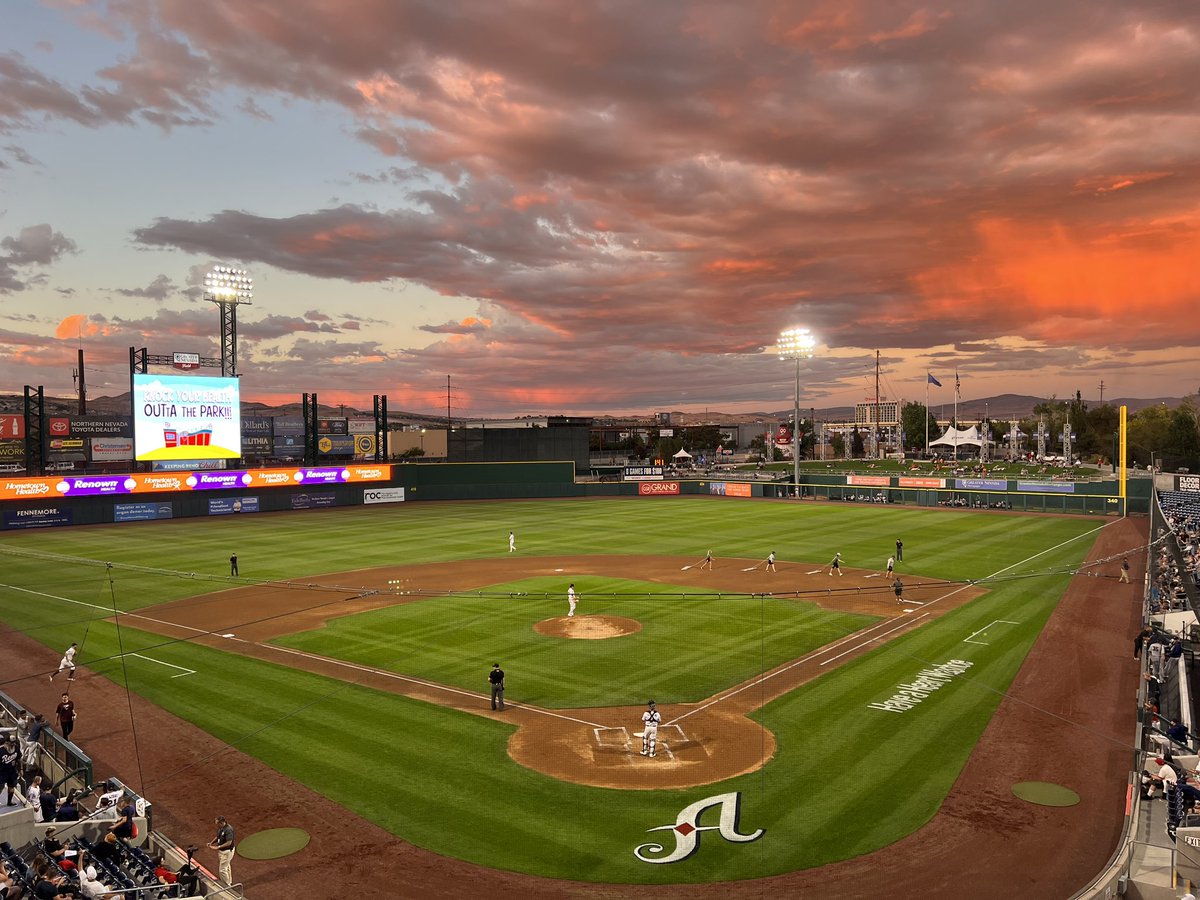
[0,519,1143,898]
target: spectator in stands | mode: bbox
[1168,719,1190,748]
[1148,756,1180,799]
[1148,639,1166,680]
[92,796,117,822]
[39,786,59,824]
[29,860,72,900]
[89,834,122,867]
[41,827,73,871]
[24,715,47,771]
[0,855,25,899]
[53,793,79,823]
[108,796,135,842]
[76,854,113,900]
[1134,626,1154,659]
[175,849,202,898]
[149,855,177,888]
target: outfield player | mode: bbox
[640,700,661,757]
[567,584,578,617]
[509,531,516,553]
[49,643,78,683]
[829,552,842,576]
[766,551,776,573]
[701,549,714,570]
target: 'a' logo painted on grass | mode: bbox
[634,792,763,863]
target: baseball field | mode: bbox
[0,496,1125,890]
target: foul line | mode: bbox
[128,653,195,678]
[963,620,1020,646]
[667,519,1111,727]
[2,582,604,729]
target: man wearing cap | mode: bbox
[208,815,236,885]
[640,701,662,758]
[488,663,506,711]
[1147,757,1179,799]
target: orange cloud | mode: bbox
[54,314,111,339]
[914,216,1200,329]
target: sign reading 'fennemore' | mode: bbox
[867,659,974,713]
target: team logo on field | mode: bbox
[634,792,763,863]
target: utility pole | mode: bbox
[446,375,451,432]
[1099,380,1105,405]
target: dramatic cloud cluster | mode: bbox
[4,1,1199,413]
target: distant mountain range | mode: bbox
[0,392,1185,425]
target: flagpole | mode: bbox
[925,373,930,457]
[953,369,959,462]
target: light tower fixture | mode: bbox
[204,265,254,377]
[778,327,817,498]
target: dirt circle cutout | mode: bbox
[534,615,642,639]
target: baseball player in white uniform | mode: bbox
[567,584,578,617]
[50,643,78,682]
[886,556,895,576]
[641,700,662,757]
[508,531,516,553]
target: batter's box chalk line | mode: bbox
[594,726,631,750]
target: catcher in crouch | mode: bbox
[640,700,662,757]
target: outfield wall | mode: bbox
[0,461,1149,528]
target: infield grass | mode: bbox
[0,498,1106,882]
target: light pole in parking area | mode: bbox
[778,327,816,498]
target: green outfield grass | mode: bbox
[273,578,878,708]
[0,498,1106,882]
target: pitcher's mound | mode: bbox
[535,615,642,639]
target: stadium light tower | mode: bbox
[204,265,254,377]
[778,327,816,498]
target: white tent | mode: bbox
[930,425,984,448]
[673,448,693,459]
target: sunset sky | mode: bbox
[2,1,1197,418]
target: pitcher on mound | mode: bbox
[641,700,661,757]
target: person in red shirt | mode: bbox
[55,693,77,742]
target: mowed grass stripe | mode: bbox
[0,500,1103,882]
[274,580,877,708]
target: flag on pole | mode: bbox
[955,370,961,399]
[927,373,942,387]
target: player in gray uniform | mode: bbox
[49,643,78,682]
[640,700,662,757]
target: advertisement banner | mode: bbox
[847,475,890,487]
[1016,481,1076,493]
[49,417,133,438]
[3,506,72,530]
[317,418,348,435]
[317,434,356,455]
[353,434,376,457]
[956,478,1007,491]
[0,415,25,439]
[90,438,134,461]
[0,464,390,501]
[273,417,304,436]
[1178,475,1200,493]
[725,482,753,497]
[639,481,680,496]
[348,418,375,434]
[133,374,241,461]
[290,492,337,509]
[208,496,260,515]
[0,440,25,460]
[151,459,225,471]
[709,482,727,495]
[624,466,665,481]
[364,487,406,504]
[241,434,273,454]
[114,502,175,522]
[898,477,945,488]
